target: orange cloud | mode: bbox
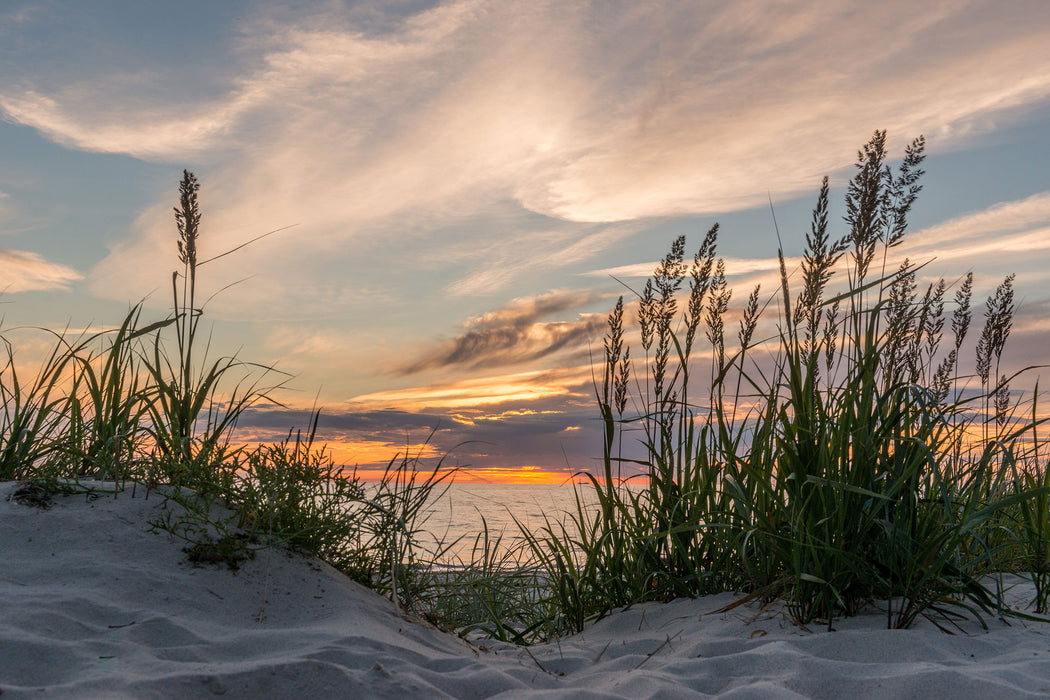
[235,434,443,479]
[350,366,592,411]
[0,249,82,292]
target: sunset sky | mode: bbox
[1,1,1049,482]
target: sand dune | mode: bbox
[3,480,1050,699]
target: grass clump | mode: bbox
[0,170,455,620]
[523,130,1050,635]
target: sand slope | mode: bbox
[2,481,1050,699]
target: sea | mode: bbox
[414,483,604,564]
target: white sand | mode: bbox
[3,481,1050,699]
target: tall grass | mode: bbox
[522,130,1050,634]
[141,171,287,493]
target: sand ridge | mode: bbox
[2,480,1050,698]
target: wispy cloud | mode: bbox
[589,255,790,280]
[0,1,1046,319]
[904,191,1050,255]
[875,191,1050,305]
[912,227,1050,268]
[350,365,593,411]
[443,222,643,297]
[594,190,1050,299]
[0,249,81,292]
[397,290,606,374]
[0,90,245,160]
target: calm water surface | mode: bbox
[416,483,603,563]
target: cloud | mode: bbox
[904,191,1050,254]
[910,227,1050,269]
[237,393,607,476]
[875,191,1050,306]
[235,368,608,475]
[0,249,82,292]
[237,405,451,440]
[0,90,245,160]
[350,365,593,411]
[589,255,790,280]
[0,1,1046,319]
[397,290,607,374]
[443,222,644,297]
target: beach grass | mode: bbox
[3,132,1049,644]
[518,130,1050,637]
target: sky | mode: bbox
[1,0,1049,482]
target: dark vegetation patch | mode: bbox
[183,533,257,572]
[10,483,53,509]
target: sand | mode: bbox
[3,480,1050,699]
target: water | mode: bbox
[415,483,602,564]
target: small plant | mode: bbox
[410,518,553,642]
[59,305,171,484]
[149,480,257,571]
[352,439,458,611]
[0,168,474,638]
[10,482,54,509]
[0,332,77,480]
[223,413,368,571]
[183,533,257,571]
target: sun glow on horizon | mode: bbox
[342,464,585,485]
